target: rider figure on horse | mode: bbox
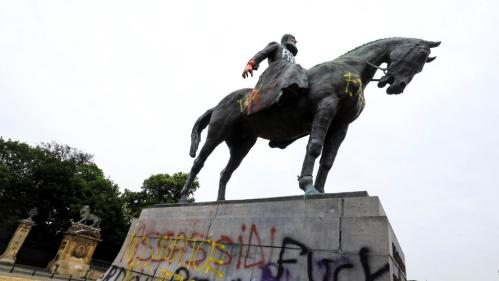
[241,34,308,114]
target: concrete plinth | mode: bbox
[47,222,102,278]
[0,219,36,264]
[99,192,407,281]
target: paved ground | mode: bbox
[0,276,43,281]
[0,262,104,281]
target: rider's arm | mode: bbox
[242,42,279,78]
[251,42,279,69]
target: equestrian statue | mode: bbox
[180,37,440,201]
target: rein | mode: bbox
[366,61,388,74]
[366,61,388,82]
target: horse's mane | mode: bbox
[336,37,415,60]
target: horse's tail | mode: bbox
[190,109,213,158]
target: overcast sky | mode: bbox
[1,0,498,280]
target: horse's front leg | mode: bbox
[314,122,349,193]
[299,96,339,195]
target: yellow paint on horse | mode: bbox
[344,72,363,97]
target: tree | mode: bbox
[0,138,199,263]
[0,138,45,223]
[0,138,128,262]
[122,172,198,221]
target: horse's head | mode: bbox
[378,40,440,95]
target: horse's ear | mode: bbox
[422,40,441,48]
[426,56,437,63]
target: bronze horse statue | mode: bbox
[180,37,440,201]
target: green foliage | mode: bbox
[122,172,198,221]
[0,137,198,261]
[0,138,128,261]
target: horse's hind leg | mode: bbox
[217,136,257,200]
[181,136,223,199]
[314,123,349,193]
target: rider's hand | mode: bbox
[242,59,257,79]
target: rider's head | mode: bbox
[281,34,298,56]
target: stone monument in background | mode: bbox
[0,208,38,264]
[48,205,102,278]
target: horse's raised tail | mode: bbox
[189,109,213,158]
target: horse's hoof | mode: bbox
[304,186,320,197]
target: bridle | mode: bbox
[367,43,422,82]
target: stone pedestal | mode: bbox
[99,192,408,281]
[0,219,36,264]
[47,222,102,278]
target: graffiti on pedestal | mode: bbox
[101,223,390,281]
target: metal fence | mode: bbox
[90,260,111,273]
